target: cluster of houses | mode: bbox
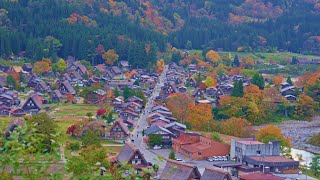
[108,136,299,180]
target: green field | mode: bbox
[50,104,98,118]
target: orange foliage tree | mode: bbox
[256,125,291,156]
[186,104,213,131]
[156,59,165,73]
[272,74,284,87]
[244,84,263,104]
[166,93,194,123]
[33,59,52,75]
[102,49,119,65]
[221,117,253,137]
[294,94,318,120]
[206,50,220,65]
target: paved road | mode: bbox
[130,65,168,171]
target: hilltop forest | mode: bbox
[0,0,319,62]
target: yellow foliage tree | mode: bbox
[102,49,119,65]
[156,59,165,73]
[186,103,213,131]
[205,50,220,64]
[204,76,216,87]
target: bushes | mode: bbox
[308,132,320,147]
[69,142,80,151]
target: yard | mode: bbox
[0,117,15,132]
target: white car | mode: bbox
[212,156,218,161]
[153,145,161,150]
[207,158,213,162]
[176,159,185,163]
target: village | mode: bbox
[1,50,319,180]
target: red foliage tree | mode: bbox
[96,108,107,116]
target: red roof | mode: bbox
[240,173,285,180]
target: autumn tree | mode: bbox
[256,125,291,157]
[96,108,107,116]
[221,117,253,137]
[103,49,119,65]
[33,59,52,75]
[272,74,284,87]
[244,85,263,104]
[241,56,255,69]
[166,93,194,123]
[206,50,220,65]
[294,94,318,120]
[6,74,17,90]
[204,76,216,87]
[186,103,213,131]
[55,58,67,72]
[156,59,165,73]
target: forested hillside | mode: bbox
[0,0,319,62]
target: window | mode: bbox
[198,152,202,155]
[257,150,261,155]
[135,155,138,159]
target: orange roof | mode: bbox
[12,66,23,73]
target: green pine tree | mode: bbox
[252,73,265,90]
[231,80,244,97]
[233,55,240,67]
[286,76,293,85]
[169,148,176,160]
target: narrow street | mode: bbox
[130,65,169,171]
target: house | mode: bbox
[7,66,23,74]
[243,156,299,174]
[240,173,285,180]
[160,159,201,180]
[119,61,130,72]
[151,105,170,112]
[51,90,64,103]
[217,83,234,96]
[85,89,107,104]
[230,139,281,163]
[58,81,76,95]
[172,132,230,160]
[83,120,107,138]
[93,64,107,74]
[22,63,33,72]
[115,143,149,174]
[107,80,135,90]
[164,122,186,137]
[22,94,43,114]
[232,75,245,82]
[0,94,14,106]
[110,66,122,76]
[280,86,296,96]
[201,167,232,180]
[69,71,83,81]
[280,82,291,89]
[108,119,129,140]
[0,104,10,116]
[192,88,204,100]
[123,117,135,128]
[9,108,25,117]
[35,81,51,93]
[127,96,144,105]
[187,78,197,87]
[68,61,87,76]
[119,109,139,120]
[162,82,178,96]
[284,94,297,101]
[144,125,175,145]
[178,86,188,93]
[62,73,72,82]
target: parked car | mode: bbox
[223,156,228,161]
[212,156,218,161]
[153,145,161,150]
[207,157,213,162]
[176,159,185,163]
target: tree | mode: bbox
[156,59,165,73]
[206,50,220,64]
[105,112,114,124]
[169,148,176,160]
[44,36,62,59]
[185,40,192,50]
[310,156,320,176]
[167,93,194,123]
[221,117,253,137]
[149,134,162,146]
[294,94,318,120]
[114,87,120,97]
[55,58,67,72]
[81,131,101,148]
[172,51,182,64]
[252,73,265,90]
[96,108,107,116]
[291,56,298,64]
[256,125,291,157]
[67,124,82,137]
[123,85,132,100]
[286,76,293,85]
[231,80,244,97]
[204,76,216,87]
[211,131,222,142]
[308,132,320,147]
[33,59,52,75]
[102,49,119,65]
[272,74,284,87]
[27,113,59,153]
[186,104,213,131]
[6,74,17,90]
[233,55,240,67]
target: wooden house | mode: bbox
[22,94,42,114]
[108,119,129,140]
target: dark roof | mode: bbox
[160,159,201,180]
[111,66,121,74]
[52,90,63,98]
[71,71,83,80]
[144,125,173,136]
[60,81,76,94]
[201,167,232,180]
[120,61,129,67]
[63,73,72,81]
[74,62,87,74]
[110,119,129,135]
[116,143,148,165]
[151,105,169,112]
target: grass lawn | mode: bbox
[49,104,98,118]
[0,117,15,131]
